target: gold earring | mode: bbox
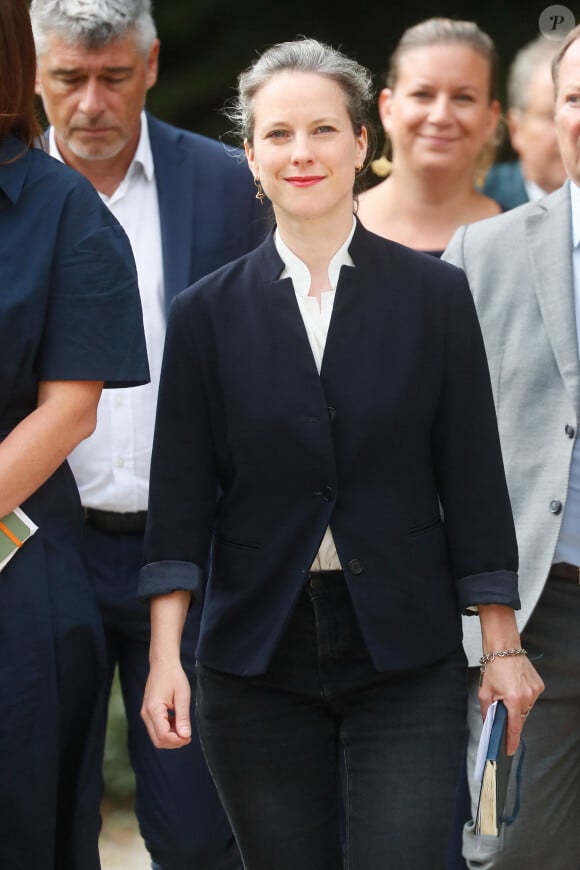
[254,177,265,204]
[355,163,364,172]
[371,137,393,177]
[370,155,392,178]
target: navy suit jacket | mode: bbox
[147,113,270,311]
[140,221,519,676]
[46,113,269,311]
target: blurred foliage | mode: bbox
[149,0,542,160]
[103,668,136,801]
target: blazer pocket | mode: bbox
[405,518,443,539]
[213,534,261,552]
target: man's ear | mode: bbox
[506,107,524,156]
[145,39,160,91]
[35,64,43,98]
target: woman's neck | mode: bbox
[276,210,353,296]
[276,212,353,273]
[358,163,499,251]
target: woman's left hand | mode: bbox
[477,603,545,755]
[478,652,544,755]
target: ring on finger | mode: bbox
[521,705,533,719]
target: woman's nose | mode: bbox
[290,132,315,163]
[428,94,452,123]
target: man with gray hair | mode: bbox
[30,1,265,867]
[483,34,566,209]
[445,23,580,869]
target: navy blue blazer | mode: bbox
[140,221,519,676]
[46,114,269,310]
[147,113,270,310]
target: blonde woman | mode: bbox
[358,17,503,256]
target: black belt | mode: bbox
[550,562,580,584]
[306,570,343,589]
[83,508,147,536]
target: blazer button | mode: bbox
[550,499,562,514]
[565,424,575,439]
[348,558,363,575]
[322,485,335,502]
[328,406,337,422]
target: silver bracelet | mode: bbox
[479,647,527,686]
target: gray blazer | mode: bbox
[443,182,578,665]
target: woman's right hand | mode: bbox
[141,659,192,749]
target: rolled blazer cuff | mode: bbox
[456,569,521,615]
[138,560,204,602]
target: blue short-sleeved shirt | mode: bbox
[0,137,149,433]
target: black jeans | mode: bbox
[196,571,467,870]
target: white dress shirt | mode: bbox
[50,113,165,511]
[275,218,356,571]
[553,181,580,565]
[524,176,549,203]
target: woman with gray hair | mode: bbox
[140,36,542,870]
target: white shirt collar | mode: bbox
[570,180,580,248]
[48,110,154,183]
[523,177,548,203]
[274,217,356,296]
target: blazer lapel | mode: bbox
[526,182,580,411]
[256,237,330,399]
[320,220,390,383]
[320,261,361,379]
[148,114,195,310]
